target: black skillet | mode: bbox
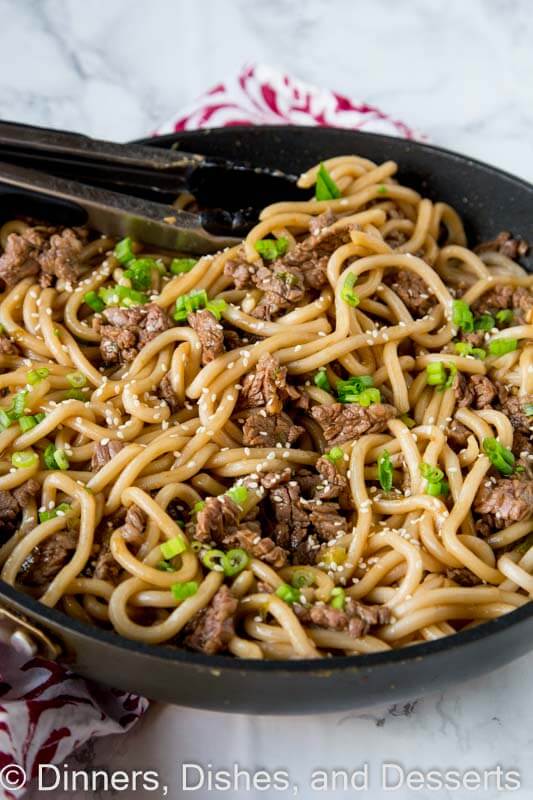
[0,126,532,714]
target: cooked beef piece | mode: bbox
[458,330,486,349]
[269,480,310,551]
[12,479,40,508]
[223,329,244,350]
[498,393,533,434]
[252,265,306,320]
[293,468,322,496]
[187,309,224,365]
[223,526,287,569]
[311,402,397,446]
[0,228,44,288]
[158,372,180,412]
[238,353,300,415]
[474,477,533,533]
[122,504,146,546]
[307,500,349,541]
[0,480,40,539]
[94,303,171,365]
[19,528,78,587]
[388,270,436,317]
[512,430,533,465]
[277,215,350,291]
[472,284,533,324]
[38,228,84,287]
[292,537,319,565]
[184,585,237,655]
[454,373,497,409]
[446,567,481,586]
[224,257,305,319]
[314,456,351,508]
[308,210,336,236]
[474,231,529,260]
[447,420,471,451]
[294,597,390,638]
[91,439,124,471]
[258,467,293,491]
[195,495,240,544]
[0,490,21,537]
[0,334,20,355]
[93,531,121,583]
[242,412,303,447]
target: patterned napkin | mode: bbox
[0,63,418,798]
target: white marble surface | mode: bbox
[4,0,532,797]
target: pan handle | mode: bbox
[0,605,61,661]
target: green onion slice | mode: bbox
[170,258,197,275]
[452,299,474,332]
[291,569,315,589]
[27,367,50,384]
[11,450,38,469]
[378,449,393,492]
[201,549,225,570]
[330,587,346,610]
[313,368,331,392]
[275,583,300,605]
[83,291,105,312]
[488,338,518,357]
[324,446,344,464]
[254,237,289,261]
[171,580,199,600]
[160,535,187,560]
[66,371,87,388]
[483,437,516,475]
[340,273,360,307]
[223,548,249,577]
[225,485,248,506]
[315,163,341,201]
[114,237,135,265]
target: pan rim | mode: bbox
[2,126,532,674]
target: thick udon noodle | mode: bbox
[0,153,532,661]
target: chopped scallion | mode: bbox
[160,535,187,560]
[11,450,38,469]
[315,163,341,201]
[452,299,474,333]
[483,437,516,475]
[27,367,49,384]
[254,237,289,261]
[170,258,197,275]
[488,338,518,357]
[340,272,360,307]
[275,583,300,604]
[171,580,199,600]
[313,368,331,392]
[378,449,393,492]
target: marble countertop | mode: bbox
[5,0,532,797]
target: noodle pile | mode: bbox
[0,153,532,661]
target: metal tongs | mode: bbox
[0,121,309,254]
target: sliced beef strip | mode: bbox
[0,490,22,538]
[0,228,44,288]
[242,411,304,447]
[223,526,288,569]
[94,303,171,365]
[158,372,180,412]
[12,479,40,508]
[19,528,78,587]
[294,597,391,639]
[252,265,306,320]
[472,284,533,324]
[388,270,436,317]
[122,504,146,546]
[91,439,124,471]
[238,353,301,415]
[474,231,529,260]
[447,420,472,451]
[458,329,486,349]
[474,477,533,533]
[93,530,121,583]
[0,334,20,355]
[311,402,397,447]
[0,480,40,539]
[307,500,349,541]
[187,309,224,365]
[446,567,481,586]
[195,495,240,544]
[498,392,533,434]
[38,228,84,287]
[454,373,497,410]
[268,480,310,551]
[314,456,352,508]
[279,213,351,291]
[184,585,238,655]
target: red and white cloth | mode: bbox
[0,63,419,797]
